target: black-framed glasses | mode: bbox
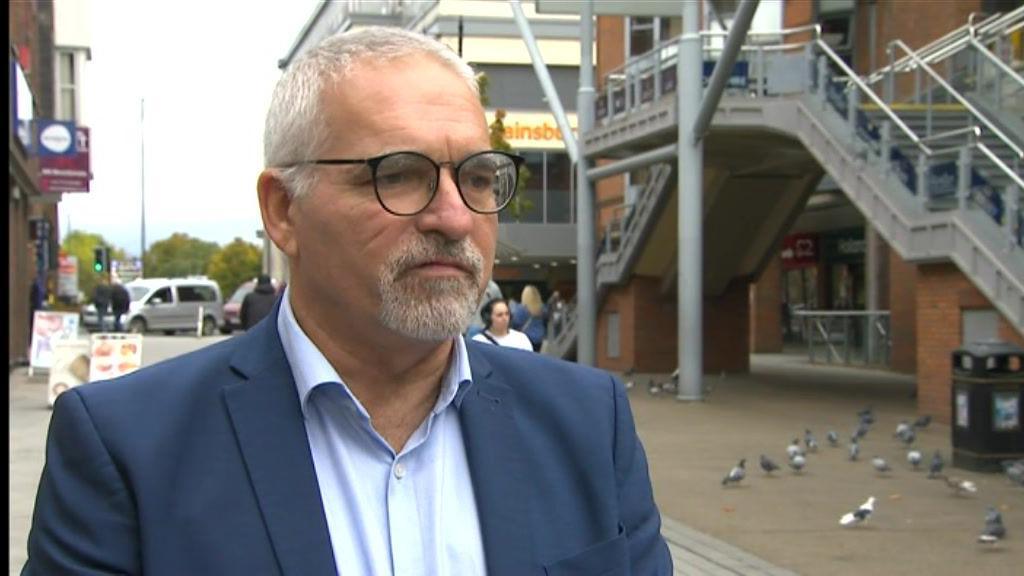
[290,150,525,216]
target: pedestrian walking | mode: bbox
[240,274,278,330]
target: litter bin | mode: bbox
[951,340,1024,472]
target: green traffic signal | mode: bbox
[94,262,103,272]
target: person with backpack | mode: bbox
[510,284,548,352]
[110,281,131,332]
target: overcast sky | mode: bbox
[58,0,320,257]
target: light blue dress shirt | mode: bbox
[277,289,488,576]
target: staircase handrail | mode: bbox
[888,38,1024,160]
[967,35,1024,87]
[969,6,1024,40]
[977,140,1024,190]
[864,8,1021,85]
[919,125,982,144]
[600,23,820,89]
[815,39,932,156]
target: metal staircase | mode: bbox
[547,162,675,359]
[546,8,1024,359]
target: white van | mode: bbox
[82,277,224,335]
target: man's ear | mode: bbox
[257,170,299,259]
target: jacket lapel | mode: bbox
[462,347,537,576]
[223,307,337,576]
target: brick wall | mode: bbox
[888,249,918,373]
[704,278,751,374]
[597,274,750,374]
[750,255,783,353]
[916,262,1024,424]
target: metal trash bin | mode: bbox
[951,340,1024,472]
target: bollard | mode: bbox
[196,306,204,338]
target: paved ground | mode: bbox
[629,354,1022,576]
[10,345,1022,575]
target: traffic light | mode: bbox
[93,246,109,273]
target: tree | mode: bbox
[143,233,220,280]
[206,238,262,300]
[477,72,534,220]
[61,231,128,302]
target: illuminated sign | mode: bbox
[485,110,578,151]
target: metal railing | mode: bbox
[794,310,892,367]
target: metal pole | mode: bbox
[510,0,578,164]
[140,98,146,272]
[677,0,703,401]
[691,0,760,141]
[586,143,677,181]
[575,0,596,365]
[865,226,878,364]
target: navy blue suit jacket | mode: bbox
[24,304,672,575]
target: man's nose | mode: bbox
[415,165,474,239]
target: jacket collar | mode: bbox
[461,344,536,575]
[224,299,337,576]
[224,303,535,576]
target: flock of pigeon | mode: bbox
[716,406,1023,546]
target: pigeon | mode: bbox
[872,456,892,474]
[852,420,871,442]
[897,427,916,446]
[623,368,635,390]
[857,406,876,425]
[804,429,819,453]
[647,379,660,396]
[894,421,912,439]
[907,450,922,469]
[788,453,806,473]
[827,430,839,447]
[839,496,875,527]
[977,506,1006,544]
[942,475,978,496]
[913,414,932,429]
[1001,459,1024,486]
[722,459,746,486]
[928,450,945,478]
[759,454,780,475]
[787,438,805,459]
[849,439,860,461]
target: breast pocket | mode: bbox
[543,527,629,576]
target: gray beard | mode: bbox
[378,235,485,341]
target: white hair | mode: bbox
[264,26,480,199]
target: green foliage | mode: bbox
[61,231,127,301]
[143,233,220,279]
[487,108,534,220]
[206,238,262,300]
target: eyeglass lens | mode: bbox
[374,152,517,215]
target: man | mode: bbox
[110,281,131,332]
[91,276,112,332]
[240,274,278,330]
[24,27,671,575]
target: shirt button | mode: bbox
[394,462,406,480]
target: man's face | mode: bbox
[287,55,496,342]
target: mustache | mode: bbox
[387,235,484,279]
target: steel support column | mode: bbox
[576,0,596,366]
[678,0,760,401]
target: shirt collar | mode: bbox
[276,286,474,418]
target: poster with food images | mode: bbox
[47,339,91,408]
[88,333,143,382]
[29,311,80,374]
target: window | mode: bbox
[57,50,78,121]
[546,152,573,223]
[178,285,217,303]
[149,287,172,304]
